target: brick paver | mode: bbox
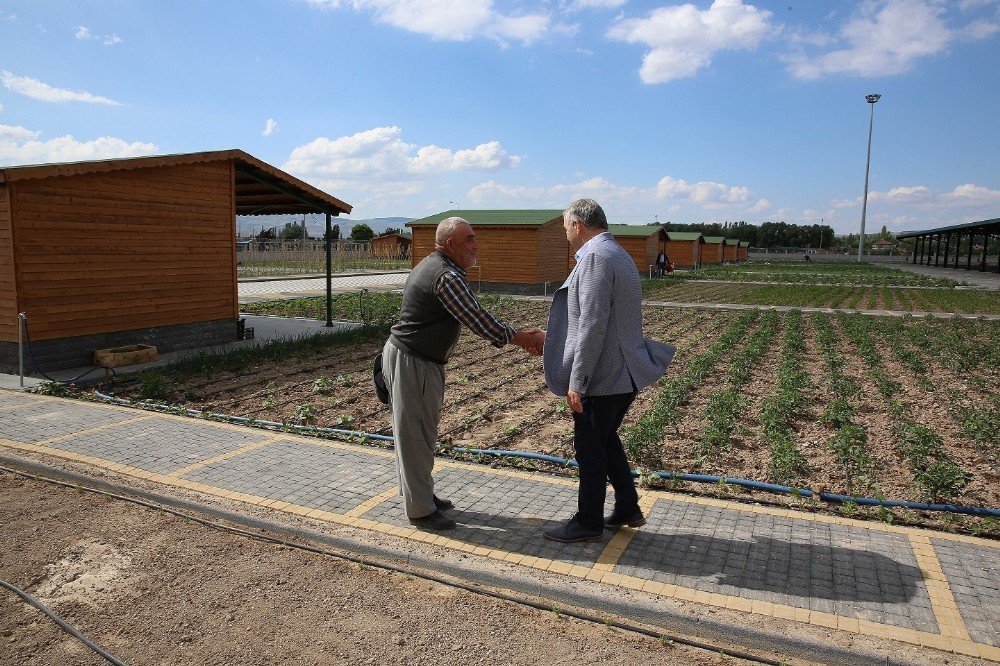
[238,274,408,302]
[2,389,998,661]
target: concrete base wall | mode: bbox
[474,280,566,296]
[0,319,238,375]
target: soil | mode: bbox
[0,473,742,666]
[98,304,999,537]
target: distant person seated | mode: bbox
[804,254,812,262]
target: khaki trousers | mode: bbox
[382,340,445,519]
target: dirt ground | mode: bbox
[0,472,744,666]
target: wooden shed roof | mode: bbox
[0,149,352,217]
[408,209,562,227]
[608,224,661,238]
[665,231,704,242]
[703,236,726,244]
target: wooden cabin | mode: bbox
[737,241,749,261]
[370,231,411,258]
[702,236,726,264]
[723,238,740,263]
[0,150,351,372]
[663,231,704,269]
[567,224,661,275]
[407,210,566,293]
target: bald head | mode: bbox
[435,217,470,247]
[435,216,478,269]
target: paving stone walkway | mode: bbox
[1,390,998,661]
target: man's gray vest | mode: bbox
[389,251,462,364]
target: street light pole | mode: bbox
[858,93,881,263]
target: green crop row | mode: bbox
[622,310,760,466]
[763,311,811,485]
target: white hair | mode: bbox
[435,217,470,247]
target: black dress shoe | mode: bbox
[409,509,456,531]
[433,494,454,511]
[604,507,646,529]
[543,516,603,543]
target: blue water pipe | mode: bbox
[91,389,1000,519]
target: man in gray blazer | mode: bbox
[542,199,675,542]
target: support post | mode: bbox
[18,312,26,388]
[967,231,974,270]
[943,232,951,269]
[325,213,333,327]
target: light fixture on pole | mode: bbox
[449,200,460,211]
[858,93,881,262]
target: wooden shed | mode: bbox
[663,231,704,269]
[737,241,749,261]
[407,210,566,293]
[723,238,740,263]
[0,150,351,372]
[702,236,726,264]
[567,224,661,275]
[370,231,411,258]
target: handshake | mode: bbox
[512,327,546,356]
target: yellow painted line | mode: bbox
[909,534,972,641]
[343,486,399,518]
[591,495,658,575]
[165,434,287,479]
[32,414,158,448]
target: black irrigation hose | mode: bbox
[20,315,117,386]
[0,465,780,666]
[0,577,129,666]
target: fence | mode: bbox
[236,239,409,278]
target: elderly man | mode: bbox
[382,217,544,531]
[542,199,675,543]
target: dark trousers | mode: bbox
[572,391,638,530]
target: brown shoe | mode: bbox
[409,509,456,531]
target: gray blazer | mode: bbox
[544,233,675,397]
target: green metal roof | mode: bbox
[608,223,661,237]
[665,231,703,242]
[703,236,726,244]
[407,209,563,227]
[896,217,1000,239]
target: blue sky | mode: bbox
[1,0,998,234]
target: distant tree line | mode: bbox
[663,220,835,250]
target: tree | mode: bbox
[325,224,341,242]
[382,227,403,236]
[350,223,375,242]
[279,221,308,240]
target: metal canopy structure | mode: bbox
[897,218,1000,273]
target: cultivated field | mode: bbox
[99,261,1000,535]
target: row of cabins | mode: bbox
[407,210,748,292]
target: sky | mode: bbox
[0,0,998,235]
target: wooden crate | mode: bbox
[94,344,158,367]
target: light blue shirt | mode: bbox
[574,231,613,264]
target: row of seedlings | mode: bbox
[761,310,811,485]
[811,312,880,499]
[621,309,760,469]
[836,312,970,503]
[695,309,780,465]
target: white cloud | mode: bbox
[1,70,121,105]
[75,25,93,39]
[0,124,156,165]
[561,0,627,11]
[656,176,750,203]
[103,34,123,46]
[263,118,278,137]
[306,0,549,45]
[783,0,994,80]
[282,126,520,198]
[608,0,774,83]
[949,183,1000,203]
